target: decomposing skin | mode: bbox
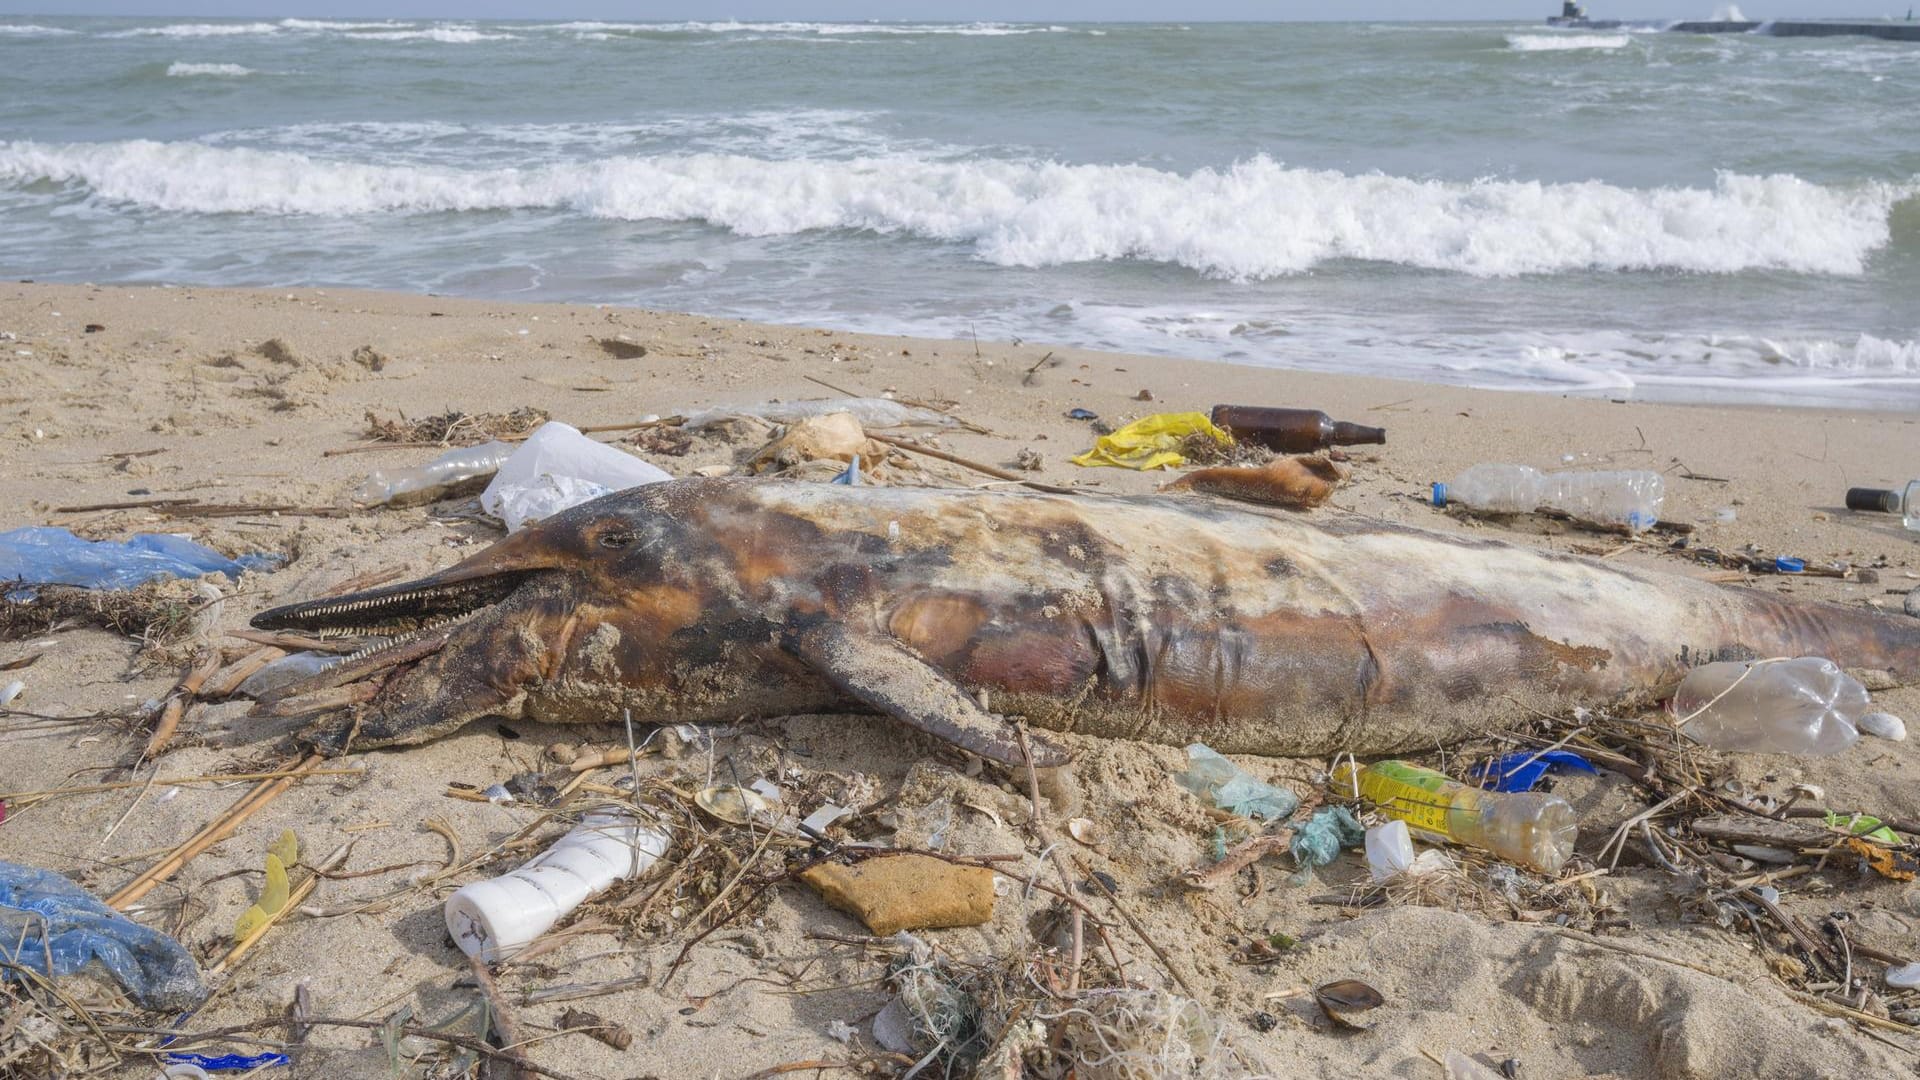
[251,478,1920,764]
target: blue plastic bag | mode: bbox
[1469,750,1597,793]
[0,860,206,1012]
[1290,806,1367,871]
[0,526,278,593]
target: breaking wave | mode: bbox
[546,20,1071,36]
[106,22,282,38]
[0,23,76,36]
[165,62,255,77]
[1,140,1911,279]
[1505,33,1632,51]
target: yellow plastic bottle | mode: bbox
[1330,760,1577,874]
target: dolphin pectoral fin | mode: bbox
[784,622,1070,768]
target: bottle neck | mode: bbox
[1329,421,1386,446]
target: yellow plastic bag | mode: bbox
[1070,412,1233,471]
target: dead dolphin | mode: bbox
[250,478,1920,764]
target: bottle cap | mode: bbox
[1845,487,1901,514]
[1775,556,1805,573]
[1626,511,1656,531]
[1430,482,1447,507]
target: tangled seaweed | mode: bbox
[363,407,550,446]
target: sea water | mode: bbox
[1,17,1915,407]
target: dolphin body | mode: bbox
[251,478,1920,764]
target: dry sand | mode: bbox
[2,281,1917,1080]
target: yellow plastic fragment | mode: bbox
[268,828,299,869]
[1070,412,1233,471]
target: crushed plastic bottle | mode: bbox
[1672,657,1865,756]
[0,860,207,1011]
[1176,743,1300,821]
[235,652,342,700]
[1331,760,1577,874]
[352,440,514,508]
[1432,464,1664,532]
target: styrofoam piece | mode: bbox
[1365,820,1414,883]
[445,811,669,961]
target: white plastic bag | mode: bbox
[480,422,671,532]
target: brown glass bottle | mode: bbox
[1209,405,1385,453]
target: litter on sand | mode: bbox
[1071,411,1233,470]
[0,860,206,1012]
[480,421,671,531]
[0,527,277,593]
[1176,743,1300,820]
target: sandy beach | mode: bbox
[3,280,1918,1080]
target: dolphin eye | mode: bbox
[599,530,637,550]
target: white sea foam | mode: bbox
[2,142,1909,279]
[166,62,255,77]
[106,22,283,38]
[0,23,76,36]
[354,26,515,43]
[579,20,1069,36]
[277,19,411,31]
[1506,33,1632,51]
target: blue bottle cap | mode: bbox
[1431,482,1448,507]
[1775,556,1805,573]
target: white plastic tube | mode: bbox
[444,811,670,961]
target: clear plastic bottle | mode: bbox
[1844,481,1920,532]
[1330,760,1577,873]
[1671,657,1865,756]
[353,440,515,508]
[1432,464,1665,532]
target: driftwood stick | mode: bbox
[108,753,324,910]
[868,433,1074,493]
[52,498,200,513]
[470,954,539,1080]
[226,628,359,654]
[202,646,287,700]
[144,650,224,759]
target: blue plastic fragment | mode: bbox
[163,1051,292,1071]
[1470,750,1598,793]
[1067,408,1099,421]
[0,860,207,1011]
[1176,744,1300,821]
[1289,806,1366,870]
[0,526,280,593]
[830,454,861,486]
[1775,556,1806,574]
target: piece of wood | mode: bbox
[226,628,359,654]
[52,498,199,513]
[145,650,224,759]
[867,433,1075,494]
[107,753,325,910]
[201,646,286,700]
[1690,815,1839,849]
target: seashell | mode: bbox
[1313,978,1385,1031]
[695,784,770,825]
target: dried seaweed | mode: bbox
[0,579,203,645]
[362,406,550,445]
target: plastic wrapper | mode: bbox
[1174,743,1299,821]
[479,422,671,532]
[0,526,277,592]
[0,860,206,1011]
[1071,412,1233,471]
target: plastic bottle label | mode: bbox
[1345,761,1459,837]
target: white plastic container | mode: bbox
[1433,464,1665,532]
[445,811,670,961]
[1673,657,1866,756]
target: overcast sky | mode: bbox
[0,2,1894,20]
